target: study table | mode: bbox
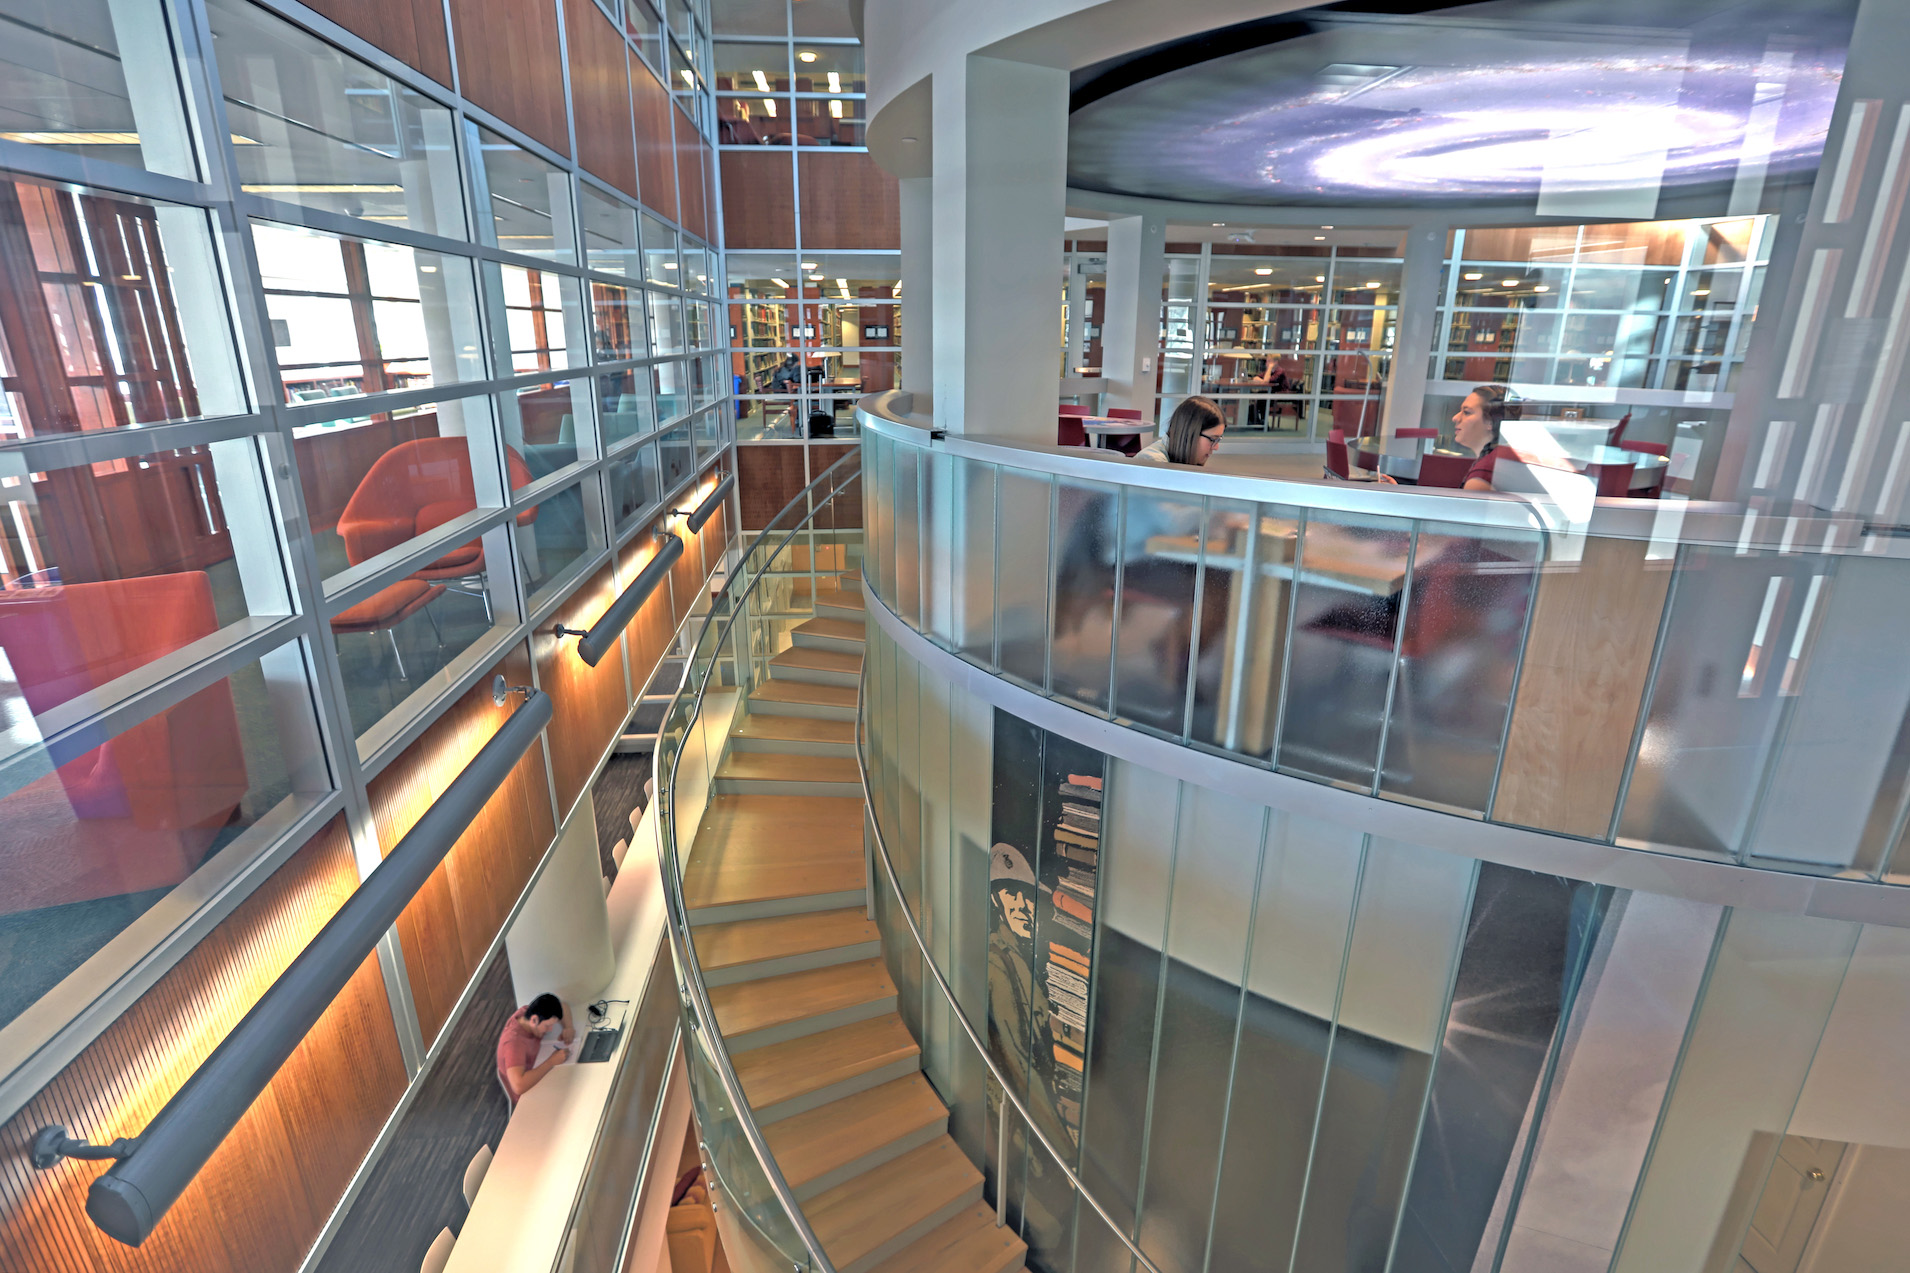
[1352,436,1669,491]
[1078,416,1157,450]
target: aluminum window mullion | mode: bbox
[0,139,220,208]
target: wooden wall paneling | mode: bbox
[1490,537,1674,838]
[809,442,861,530]
[0,816,408,1273]
[674,107,707,241]
[300,0,453,85]
[372,644,557,1045]
[737,445,808,530]
[539,558,634,816]
[564,0,638,198]
[631,53,678,223]
[619,532,678,696]
[446,0,569,156]
[797,152,899,250]
[720,150,795,249]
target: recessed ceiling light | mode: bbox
[1321,225,1334,229]
[1463,272,1483,280]
[798,50,818,62]
[1501,278,1520,286]
[1313,235,1326,240]
[1254,268,1273,275]
[753,70,769,91]
[801,262,817,269]
[1314,275,1326,282]
[1693,288,1710,296]
[1365,281,1381,288]
[1212,222,1225,227]
[1532,284,1549,292]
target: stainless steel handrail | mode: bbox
[851,661,1169,1273]
[652,451,863,1273]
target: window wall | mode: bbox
[0,0,729,1143]
[715,0,900,491]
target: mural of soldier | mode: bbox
[987,842,1050,1113]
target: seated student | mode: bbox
[1136,396,1225,466]
[1452,384,1522,491]
[496,992,574,1105]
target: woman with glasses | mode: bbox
[1136,396,1225,466]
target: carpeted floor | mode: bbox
[591,752,652,880]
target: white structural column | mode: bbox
[507,801,616,1009]
[1100,213,1166,415]
[1380,222,1448,441]
[931,55,1069,440]
[900,176,934,396]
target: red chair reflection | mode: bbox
[1057,405,1090,448]
[1590,461,1636,497]
[1416,452,1472,489]
[336,438,537,618]
[1104,407,1145,457]
[1325,429,1352,479]
[0,573,248,912]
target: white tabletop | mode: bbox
[1079,416,1158,438]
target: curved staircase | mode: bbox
[683,572,1026,1273]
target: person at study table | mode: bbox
[496,992,575,1105]
[1135,396,1225,465]
[1452,383,1522,491]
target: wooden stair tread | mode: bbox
[816,586,867,611]
[708,958,895,1037]
[752,680,859,708]
[684,796,863,910]
[735,1015,920,1111]
[694,908,879,971]
[794,616,867,643]
[771,646,864,675]
[734,715,858,744]
[763,1074,946,1189]
[808,1138,982,1268]
[717,752,861,784]
[867,1202,1028,1273]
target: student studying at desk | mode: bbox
[496,992,575,1106]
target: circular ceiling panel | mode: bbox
[1068,10,1849,208]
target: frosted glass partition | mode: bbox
[857,403,1910,883]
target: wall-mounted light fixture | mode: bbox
[36,686,554,1247]
[553,528,685,667]
[673,471,734,533]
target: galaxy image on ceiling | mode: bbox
[1067,0,1857,209]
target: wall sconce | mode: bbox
[673,471,734,533]
[553,528,684,667]
[37,688,554,1247]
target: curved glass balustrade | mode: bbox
[856,391,1910,882]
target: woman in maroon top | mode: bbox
[1453,384,1521,490]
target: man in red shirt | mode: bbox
[496,992,574,1106]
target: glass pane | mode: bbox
[475,127,575,263]
[579,183,640,276]
[591,282,645,362]
[0,438,286,761]
[501,379,589,480]
[682,241,713,294]
[717,94,789,145]
[609,442,661,530]
[994,468,1052,687]
[726,255,800,298]
[641,212,679,286]
[0,641,325,1028]
[1481,891,1720,1270]
[715,39,789,91]
[792,42,863,90]
[496,265,582,373]
[209,0,463,237]
[1135,786,1264,1273]
[1377,521,1540,815]
[692,404,724,455]
[626,0,665,60]
[596,367,656,446]
[792,94,865,146]
[658,422,693,490]
[710,0,782,35]
[1275,512,1413,791]
[254,221,485,403]
[649,291,687,357]
[0,177,245,436]
[518,481,596,598]
[1193,498,1299,755]
[1290,837,1472,1273]
[1047,478,1116,710]
[949,458,995,661]
[1111,489,1202,736]
[1208,812,1364,1273]
[0,0,196,179]
[655,360,691,422]
[331,572,503,737]
[891,438,920,628]
[295,394,516,581]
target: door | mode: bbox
[1738,1135,1847,1273]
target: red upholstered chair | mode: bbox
[329,579,445,679]
[1618,440,1669,457]
[1606,411,1634,448]
[1416,451,1472,488]
[336,439,537,618]
[1058,405,1093,415]
[0,574,248,912]
[1325,430,1352,479]
[1104,407,1146,457]
[1395,428,1439,440]
[1057,414,1088,448]
[1591,461,1636,497]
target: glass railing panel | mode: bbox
[872,431,897,611]
[683,1024,813,1267]
[995,467,1056,689]
[923,450,956,646]
[1273,511,1416,792]
[1190,496,1298,759]
[1109,488,1205,740]
[1376,519,1543,816]
[1616,544,1819,861]
[893,438,924,630]
[1050,478,1121,715]
[954,457,999,663]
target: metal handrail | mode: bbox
[851,661,1169,1273]
[651,450,864,1273]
